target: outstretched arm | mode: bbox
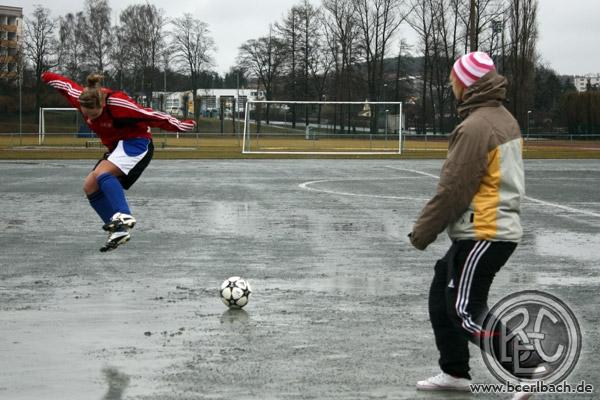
[106,94,196,132]
[41,72,82,110]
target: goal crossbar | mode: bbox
[249,100,398,105]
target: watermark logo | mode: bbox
[481,290,582,384]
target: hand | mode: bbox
[408,231,427,251]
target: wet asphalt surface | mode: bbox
[0,159,599,400]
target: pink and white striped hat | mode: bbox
[452,51,495,88]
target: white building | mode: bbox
[154,88,265,117]
[573,74,600,92]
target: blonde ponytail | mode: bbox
[86,73,103,88]
[79,73,105,109]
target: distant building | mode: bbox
[153,88,266,117]
[0,5,23,80]
[573,74,600,92]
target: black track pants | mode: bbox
[428,240,517,379]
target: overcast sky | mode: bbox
[7,0,599,76]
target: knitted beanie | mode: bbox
[452,51,495,88]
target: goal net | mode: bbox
[38,107,83,145]
[242,100,403,154]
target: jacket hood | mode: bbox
[457,71,507,118]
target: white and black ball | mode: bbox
[220,276,252,308]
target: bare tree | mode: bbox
[57,12,86,80]
[276,6,300,127]
[354,0,408,135]
[505,0,538,125]
[237,29,286,125]
[354,0,406,102]
[322,0,361,133]
[475,0,506,54]
[23,5,57,119]
[80,0,112,73]
[171,13,216,129]
[119,4,167,105]
[310,13,336,126]
[294,0,321,126]
[278,1,324,127]
[110,24,131,90]
[456,0,505,54]
[407,0,435,133]
[428,0,464,133]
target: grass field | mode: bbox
[1,132,600,159]
[3,111,599,159]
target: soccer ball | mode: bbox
[220,277,252,308]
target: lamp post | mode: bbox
[491,19,502,68]
[236,71,240,140]
[527,110,532,142]
[527,110,531,139]
[162,50,174,112]
[385,109,389,144]
[18,64,23,145]
[382,83,388,140]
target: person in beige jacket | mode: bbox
[409,52,527,395]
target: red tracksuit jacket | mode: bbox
[42,72,195,151]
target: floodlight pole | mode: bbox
[236,71,240,141]
[19,67,22,145]
[385,109,389,143]
[527,110,532,142]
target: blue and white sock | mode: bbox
[87,190,114,224]
[96,173,131,216]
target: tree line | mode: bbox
[2,0,596,134]
[16,0,226,124]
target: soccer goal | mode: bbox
[242,100,403,154]
[38,107,82,145]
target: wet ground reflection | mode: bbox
[101,367,130,400]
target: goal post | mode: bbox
[242,100,403,155]
[38,107,80,145]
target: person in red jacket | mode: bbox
[42,71,196,252]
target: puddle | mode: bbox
[536,273,600,287]
[535,231,600,262]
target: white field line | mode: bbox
[528,177,600,181]
[385,165,600,219]
[298,177,428,201]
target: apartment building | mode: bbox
[0,5,22,80]
[573,74,600,92]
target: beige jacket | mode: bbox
[411,71,525,250]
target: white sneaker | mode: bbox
[416,372,471,392]
[103,212,136,232]
[99,227,131,252]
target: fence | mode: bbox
[1,130,600,159]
